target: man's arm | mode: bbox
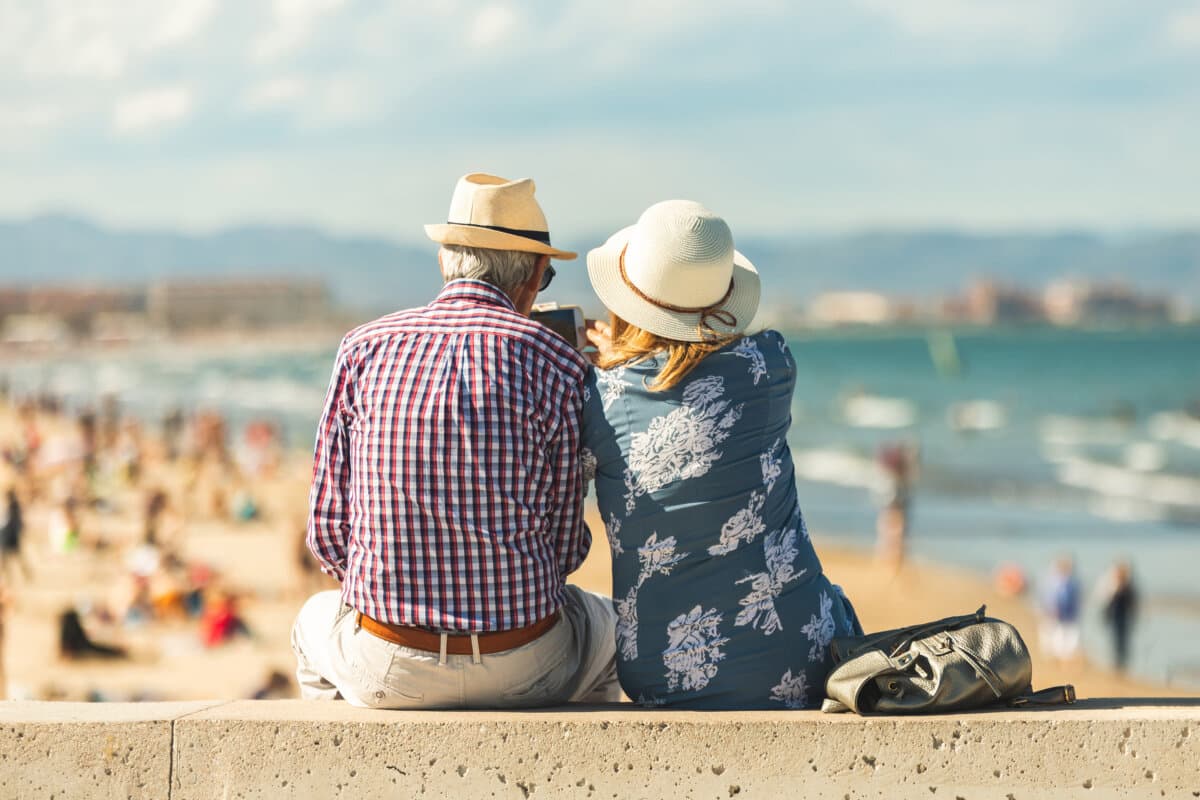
[545,382,591,579]
[306,337,355,581]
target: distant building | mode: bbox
[2,313,72,345]
[147,278,332,332]
[959,280,1044,325]
[1044,280,1173,326]
[807,292,895,326]
[0,286,144,336]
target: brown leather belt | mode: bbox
[355,611,559,655]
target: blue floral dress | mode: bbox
[582,330,861,709]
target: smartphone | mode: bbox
[531,303,586,350]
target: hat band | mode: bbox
[619,246,737,340]
[449,221,551,245]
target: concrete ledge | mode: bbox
[2,700,1198,799]
[0,701,221,799]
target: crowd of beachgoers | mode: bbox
[0,389,329,701]
[0,386,1190,703]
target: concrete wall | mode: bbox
[1,699,1197,799]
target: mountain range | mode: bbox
[4,214,1198,316]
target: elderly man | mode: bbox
[292,173,618,708]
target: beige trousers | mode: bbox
[291,586,620,709]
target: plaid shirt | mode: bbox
[307,279,592,632]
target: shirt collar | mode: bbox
[433,279,518,312]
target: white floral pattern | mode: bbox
[616,532,690,661]
[772,330,791,360]
[734,528,806,635]
[730,337,768,385]
[708,490,766,556]
[596,366,629,411]
[801,590,837,662]
[623,376,743,513]
[615,588,640,661]
[581,447,597,483]
[769,668,810,709]
[663,605,729,692]
[637,532,689,580]
[760,437,783,494]
[606,513,625,559]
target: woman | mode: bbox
[581,200,860,709]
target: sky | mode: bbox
[2,0,1199,243]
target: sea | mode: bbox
[3,325,1199,688]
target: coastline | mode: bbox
[0,409,1191,702]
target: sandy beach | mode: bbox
[0,403,1192,705]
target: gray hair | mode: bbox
[439,245,539,296]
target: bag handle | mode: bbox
[831,606,987,663]
[1008,684,1077,707]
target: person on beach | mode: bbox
[1099,560,1138,672]
[292,173,619,708]
[874,440,917,571]
[58,609,126,661]
[0,488,32,582]
[1039,556,1082,665]
[581,200,861,709]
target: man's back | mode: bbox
[307,279,591,632]
[293,172,618,709]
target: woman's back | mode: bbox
[583,330,859,709]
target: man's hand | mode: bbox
[584,319,614,365]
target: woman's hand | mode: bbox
[585,319,614,365]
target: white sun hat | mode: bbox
[587,200,760,342]
[424,172,577,260]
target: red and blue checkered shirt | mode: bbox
[307,279,592,632]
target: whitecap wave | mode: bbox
[841,395,916,429]
[1149,411,1200,451]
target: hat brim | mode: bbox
[587,225,760,343]
[425,223,577,260]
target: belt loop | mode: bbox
[470,634,482,665]
[355,612,362,632]
[438,633,448,666]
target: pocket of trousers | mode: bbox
[344,625,425,702]
[501,623,574,701]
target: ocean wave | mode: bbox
[791,447,886,492]
[1055,455,1200,510]
[1039,414,1132,446]
[946,400,1006,432]
[1149,411,1200,451]
[840,394,916,429]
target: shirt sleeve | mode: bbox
[306,336,355,581]
[545,378,591,579]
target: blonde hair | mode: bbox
[598,314,739,392]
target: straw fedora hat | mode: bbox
[424,173,577,260]
[587,200,760,342]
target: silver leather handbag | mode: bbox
[821,606,1075,714]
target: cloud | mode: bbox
[1165,5,1200,46]
[146,0,217,49]
[112,87,195,135]
[252,0,348,63]
[0,103,66,130]
[242,77,309,111]
[240,74,375,127]
[851,0,1076,49]
[2,0,1198,235]
[469,5,519,47]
